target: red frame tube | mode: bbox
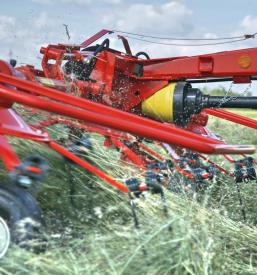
[0,74,255,154]
[205,109,257,129]
[48,141,129,192]
[0,135,21,171]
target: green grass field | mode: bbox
[0,109,257,275]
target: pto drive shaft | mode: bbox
[142,82,257,126]
[205,96,257,109]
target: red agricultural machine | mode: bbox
[0,29,257,255]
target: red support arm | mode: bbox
[81,29,112,48]
[138,143,165,161]
[198,154,233,176]
[49,141,129,192]
[109,137,146,169]
[0,135,21,171]
[142,47,257,80]
[205,108,257,129]
[0,73,255,154]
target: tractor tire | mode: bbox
[0,182,45,253]
[0,216,10,258]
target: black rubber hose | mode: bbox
[135,51,150,60]
[93,39,110,56]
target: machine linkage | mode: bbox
[0,29,257,256]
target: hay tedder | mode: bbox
[0,29,257,255]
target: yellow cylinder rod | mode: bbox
[141,83,176,122]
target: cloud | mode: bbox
[34,12,51,28]
[99,0,195,58]
[0,12,72,65]
[102,1,193,36]
[31,0,121,5]
[240,15,257,34]
[31,0,90,4]
[31,0,52,4]
[1,3,256,72]
[0,16,16,41]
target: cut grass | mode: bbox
[0,109,257,274]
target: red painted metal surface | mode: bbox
[35,116,163,169]
[0,29,256,192]
[80,29,112,48]
[205,108,257,129]
[49,141,129,192]
[137,143,165,161]
[0,135,21,171]
[198,154,233,176]
[109,137,146,169]
[0,76,219,152]
[2,82,255,154]
[0,108,49,142]
[141,48,257,80]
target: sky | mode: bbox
[1,0,257,94]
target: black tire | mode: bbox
[0,182,45,251]
[0,216,10,258]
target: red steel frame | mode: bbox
[0,29,256,193]
[33,116,163,168]
[34,114,229,181]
